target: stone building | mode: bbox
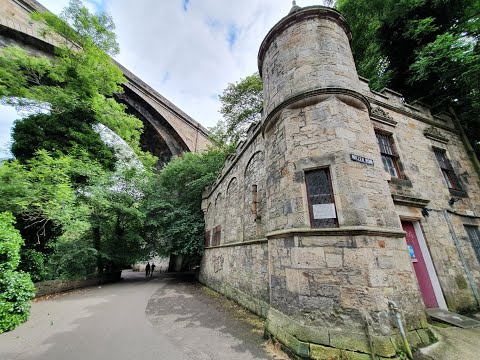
[199,4,480,359]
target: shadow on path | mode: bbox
[145,271,271,359]
[0,270,272,360]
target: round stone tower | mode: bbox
[259,5,362,121]
[258,4,432,359]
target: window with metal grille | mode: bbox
[305,168,337,228]
[375,131,401,178]
[204,230,211,247]
[433,148,462,191]
[212,225,221,246]
[465,226,480,264]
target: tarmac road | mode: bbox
[0,270,274,360]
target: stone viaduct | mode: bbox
[0,0,211,166]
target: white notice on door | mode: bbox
[312,203,336,219]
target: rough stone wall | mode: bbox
[358,80,480,312]
[199,242,270,317]
[201,6,460,359]
[260,15,360,115]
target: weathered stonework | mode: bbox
[200,4,480,359]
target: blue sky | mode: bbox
[0,0,328,157]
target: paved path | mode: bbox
[0,271,275,360]
[416,325,480,360]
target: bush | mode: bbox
[0,212,35,333]
[19,249,47,282]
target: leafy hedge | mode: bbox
[0,212,35,333]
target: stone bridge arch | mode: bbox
[0,0,211,166]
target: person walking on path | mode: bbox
[145,262,150,277]
[150,263,156,277]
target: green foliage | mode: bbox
[0,150,102,270]
[336,0,480,155]
[46,237,97,279]
[0,151,91,233]
[11,111,116,170]
[18,249,47,283]
[0,1,163,283]
[144,149,227,262]
[82,167,154,270]
[0,0,154,167]
[213,73,263,145]
[0,212,22,271]
[0,212,35,333]
[34,0,120,56]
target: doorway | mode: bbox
[401,221,446,309]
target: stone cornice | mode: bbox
[204,238,268,249]
[370,106,397,127]
[262,87,371,135]
[367,97,459,134]
[258,6,351,76]
[423,125,449,144]
[203,226,407,249]
[391,194,430,208]
[265,226,405,239]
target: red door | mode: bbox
[401,221,438,308]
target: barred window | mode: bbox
[375,131,401,178]
[305,168,337,228]
[433,148,462,191]
[212,225,221,246]
[204,230,211,248]
[465,226,480,264]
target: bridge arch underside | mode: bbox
[116,87,190,169]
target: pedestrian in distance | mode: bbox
[150,263,156,277]
[145,262,150,277]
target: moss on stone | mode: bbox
[372,335,397,357]
[329,330,370,354]
[310,344,341,360]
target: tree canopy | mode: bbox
[336,0,480,155]
[144,149,227,265]
[0,0,155,167]
[211,73,263,146]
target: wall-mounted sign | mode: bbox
[312,203,337,220]
[350,154,374,166]
[408,245,418,262]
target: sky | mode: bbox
[0,0,328,157]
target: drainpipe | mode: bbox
[388,301,413,359]
[443,210,480,306]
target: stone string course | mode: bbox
[201,5,479,360]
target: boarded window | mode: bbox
[433,148,462,191]
[465,226,480,264]
[375,131,401,178]
[212,225,221,246]
[305,168,337,228]
[204,230,211,248]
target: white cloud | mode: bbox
[0,0,328,151]
[0,105,19,158]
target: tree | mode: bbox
[212,73,263,145]
[144,149,227,267]
[0,151,98,279]
[0,1,162,281]
[0,0,155,167]
[336,0,480,156]
[11,111,116,170]
[0,212,35,333]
